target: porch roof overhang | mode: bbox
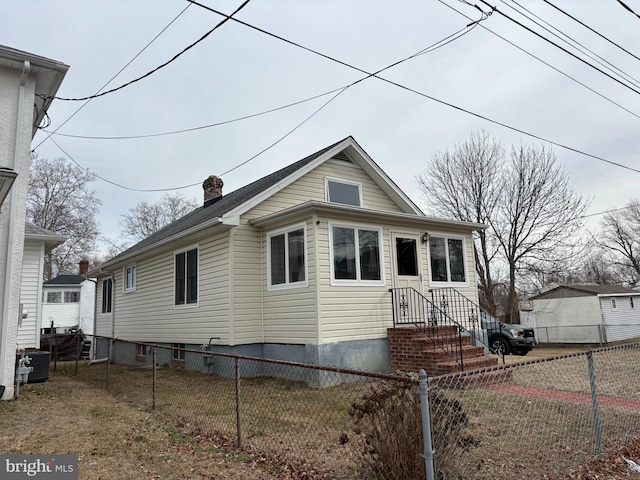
[249,200,487,231]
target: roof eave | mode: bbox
[90,217,237,274]
[249,200,487,230]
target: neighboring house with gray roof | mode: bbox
[17,223,66,350]
[90,137,486,372]
[41,262,95,337]
[520,284,640,344]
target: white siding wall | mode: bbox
[42,286,81,329]
[79,280,95,335]
[94,279,112,338]
[529,296,603,343]
[17,241,43,349]
[600,296,640,342]
[109,229,231,344]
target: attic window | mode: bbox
[326,178,362,207]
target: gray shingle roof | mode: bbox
[44,274,86,285]
[101,137,349,267]
[531,284,636,300]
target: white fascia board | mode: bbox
[223,138,356,219]
[345,141,423,215]
[597,292,640,297]
[249,200,487,231]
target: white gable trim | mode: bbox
[222,137,422,220]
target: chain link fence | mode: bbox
[50,335,640,479]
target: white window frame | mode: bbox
[136,344,147,357]
[611,298,618,311]
[325,177,363,207]
[64,290,80,303]
[101,278,113,314]
[46,291,62,304]
[329,221,385,287]
[174,245,199,308]
[123,264,137,293]
[426,233,469,287]
[267,223,308,291]
[172,343,186,361]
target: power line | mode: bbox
[42,20,478,141]
[44,21,479,191]
[439,0,640,121]
[542,0,640,63]
[478,0,640,97]
[34,3,193,150]
[616,0,640,21]
[42,0,252,102]
[500,0,640,90]
[189,0,640,175]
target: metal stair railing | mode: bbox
[389,287,465,370]
[427,287,498,351]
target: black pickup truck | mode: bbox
[481,315,537,356]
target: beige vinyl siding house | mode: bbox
[90,137,485,372]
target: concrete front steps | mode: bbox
[388,326,498,376]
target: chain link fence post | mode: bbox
[236,357,242,448]
[106,338,112,391]
[419,369,435,480]
[74,332,80,376]
[587,351,603,454]
[152,347,157,411]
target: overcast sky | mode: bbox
[5,1,640,253]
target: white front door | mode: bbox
[391,233,423,293]
[391,233,425,323]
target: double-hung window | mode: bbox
[101,278,113,314]
[124,264,136,292]
[268,224,307,289]
[331,224,383,284]
[326,178,362,207]
[428,235,467,284]
[175,247,198,306]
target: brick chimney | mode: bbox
[79,259,89,275]
[203,175,223,207]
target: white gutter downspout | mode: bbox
[1,60,30,399]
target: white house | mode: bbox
[0,45,68,399]
[17,223,66,350]
[520,284,640,344]
[90,137,491,375]
[42,261,95,335]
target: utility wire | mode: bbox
[478,0,640,97]
[542,0,640,63]
[34,3,193,150]
[439,0,640,120]
[616,0,640,21]
[190,0,640,175]
[49,87,345,192]
[501,0,640,89]
[42,21,478,141]
[45,21,479,191]
[42,0,252,102]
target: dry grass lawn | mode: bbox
[0,374,323,479]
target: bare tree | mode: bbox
[417,130,505,316]
[599,199,640,285]
[492,144,588,321]
[27,155,101,279]
[418,132,589,321]
[120,193,198,243]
